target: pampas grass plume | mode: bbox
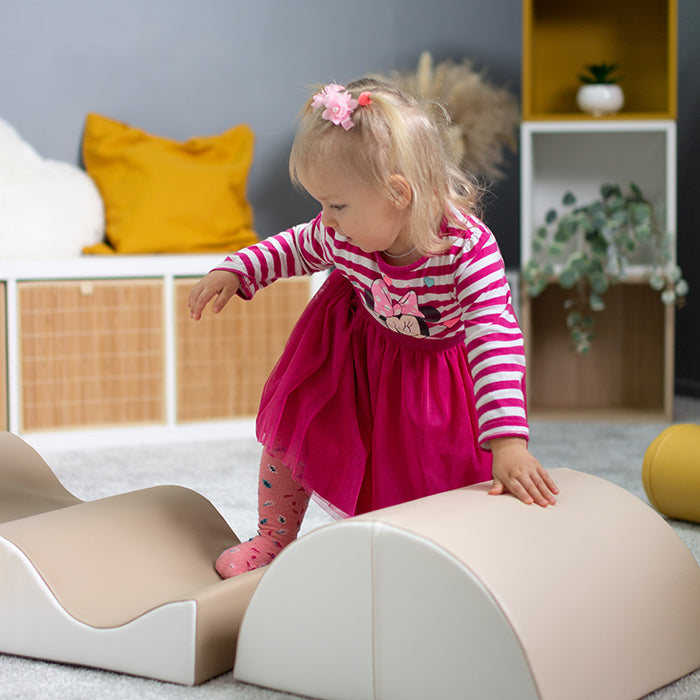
[383,51,520,183]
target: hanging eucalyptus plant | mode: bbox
[523,182,687,354]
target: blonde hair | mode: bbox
[289,78,483,256]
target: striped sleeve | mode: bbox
[213,214,333,299]
[455,223,529,448]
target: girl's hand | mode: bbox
[488,437,558,507]
[188,270,241,320]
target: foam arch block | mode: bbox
[234,468,700,700]
[643,423,700,523]
[0,431,262,685]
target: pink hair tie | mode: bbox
[358,91,372,106]
[311,84,370,131]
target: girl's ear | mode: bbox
[387,175,413,209]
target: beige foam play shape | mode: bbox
[235,468,700,700]
[0,431,262,685]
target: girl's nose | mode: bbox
[321,208,337,229]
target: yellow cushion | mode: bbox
[82,113,258,254]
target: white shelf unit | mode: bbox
[519,120,677,420]
[0,255,322,451]
[521,120,677,269]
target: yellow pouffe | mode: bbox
[643,424,700,523]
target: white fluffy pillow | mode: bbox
[0,118,104,258]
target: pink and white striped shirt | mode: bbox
[215,212,528,447]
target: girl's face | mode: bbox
[299,161,414,259]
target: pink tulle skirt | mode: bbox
[256,270,492,517]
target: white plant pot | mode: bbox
[576,84,624,117]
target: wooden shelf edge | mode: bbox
[522,111,677,122]
[528,408,671,423]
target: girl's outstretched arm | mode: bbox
[188,270,241,320]
[488,436,558,507]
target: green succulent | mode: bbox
[579,62,622,85]
[523,182,687,354]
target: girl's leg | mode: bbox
[215,449,310,579]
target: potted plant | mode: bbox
[522,182,687,354]
[576,63,624,116]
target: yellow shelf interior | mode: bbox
[522,0,677,120]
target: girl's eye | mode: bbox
[330,204,345,211]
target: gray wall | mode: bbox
[1,0,698,394]
[0,0,521,259]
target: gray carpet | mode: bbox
[2,397,700,699]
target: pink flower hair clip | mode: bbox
[311,84,372,131]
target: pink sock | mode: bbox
[216,450,310,579]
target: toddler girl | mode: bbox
[188,79,558,579]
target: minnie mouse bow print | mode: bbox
[366,278,440,337]
[372,278,424,319]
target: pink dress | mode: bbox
[215,212,529,517]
